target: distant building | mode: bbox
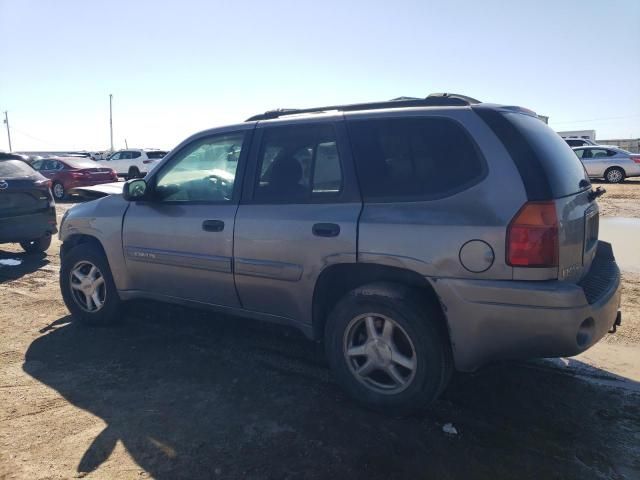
[596,138,640,153]
[558,130,596,141]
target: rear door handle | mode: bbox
[312,223,340,237]
[202,220,225,232]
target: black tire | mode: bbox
[52,181,65,200]
[60,242,123,326]
[325,283,452,415]
[605,167,625,184]
[20,233,52,254]
[127,166,141,180]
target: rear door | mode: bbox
[233,119,361,326]
[121,126,252,305]
[574,148,600,177]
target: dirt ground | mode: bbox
[1,185,639,480]
[594,178,640,218]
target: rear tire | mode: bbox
[60,242,122,326]
[127,166,141,180]
[20,233,52,254]
[325,284,452,415]
[605,167,625,184]
[52,181,65,200]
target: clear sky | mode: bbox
[1,0,639,152]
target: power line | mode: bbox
[8,125,59,148]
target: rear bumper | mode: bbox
[0,208,57,243]
[435,241,621,372]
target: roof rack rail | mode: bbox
[245,93,481,121]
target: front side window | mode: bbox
[109,152,122,160]
[31,160,43,170]
[348,117,485,201]
[154,132,245,202]
[254,124,343,203]
[574,149,586,159]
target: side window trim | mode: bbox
[145,128,254,205]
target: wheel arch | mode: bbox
[61,234,107,261]
[312,263,452,345]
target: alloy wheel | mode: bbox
[53,183,64,199]
[69,261,106,312]
[343,313,417,394]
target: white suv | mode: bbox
[98,149,168,178]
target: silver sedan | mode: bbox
[573,146,640,183]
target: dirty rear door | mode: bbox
[233,118,361,328]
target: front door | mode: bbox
[234,121,361,326]
[122,127,252,306]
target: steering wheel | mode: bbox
[207,174,232,199]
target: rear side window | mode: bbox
[348,117,485,201]
[0,160,36,177]
[503,113,590,198]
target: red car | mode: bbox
[30,157,118,200]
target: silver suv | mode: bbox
[58,94,622,414]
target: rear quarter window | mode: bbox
[347,117,486,201]
[0,160,37,177]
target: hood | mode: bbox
[69,182,123,198]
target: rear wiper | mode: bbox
[588,186,606,202]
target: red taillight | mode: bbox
[507,201,558,267]
[631,156,640,164]
[110,169,117,178]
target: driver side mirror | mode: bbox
[122,178,148,201]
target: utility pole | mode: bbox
[109,94,113,152]
[3,111,12,152]
[124,138,128,149]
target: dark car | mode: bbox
[31,157,118,200]
[0,160,57,253]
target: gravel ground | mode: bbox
[0,188,639,480]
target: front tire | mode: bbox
[60,242,122,326]
[325,284,452,415]
[605,167,625,184]
[20,233,52,253]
